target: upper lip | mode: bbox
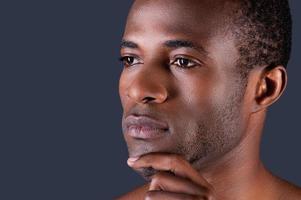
[124,115,169,131]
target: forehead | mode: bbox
[124,0,237,38]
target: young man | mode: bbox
[118,0,301,199]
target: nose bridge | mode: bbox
[127,62,169,104]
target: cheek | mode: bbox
[118,71,128,107]
[178,72,227,117]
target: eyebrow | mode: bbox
[164,40,208,55]
[120,39,208,55]
[120,40,139,49]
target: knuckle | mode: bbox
[151,174,161,185]
[150,172,167,188]
[145,191,159,200]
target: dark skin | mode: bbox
[117,0,301,199]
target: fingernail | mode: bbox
[127,157,139,165]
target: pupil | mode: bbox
[180,59,188,65]
[180,58,188,66]
[128,57,133,63]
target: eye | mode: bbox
[171,57,198,68]
[119,56,141,67]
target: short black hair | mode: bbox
[232,0,292,76]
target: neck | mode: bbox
[197,110,278,199]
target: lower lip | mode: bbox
[127,125,168,139]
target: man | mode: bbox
[117,0,301,199]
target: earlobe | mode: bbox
[252,65,287,113]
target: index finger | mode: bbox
[127,153,212,188]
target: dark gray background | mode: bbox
[0,0,300,199]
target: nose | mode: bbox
[126,68,168,104]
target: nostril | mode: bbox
[126,79,168,104]
[142,96,156,103]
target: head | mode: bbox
[119,0,291,179]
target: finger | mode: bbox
[149,171,208,196]
[128,153,211,188]
[145,190,201,200]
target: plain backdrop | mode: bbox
[0,0,300,199]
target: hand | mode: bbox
[127,153,217,200]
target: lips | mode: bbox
[124,115,169,139]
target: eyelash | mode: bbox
[119,56,142,67]
[170,57,198,68]
[119,56,200,69]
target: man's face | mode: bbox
[119,0,251,178]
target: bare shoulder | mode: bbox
[115,183,149,200]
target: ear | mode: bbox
[252,65,287,113]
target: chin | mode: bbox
[126,136,179,158]
[127,141,168,158]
